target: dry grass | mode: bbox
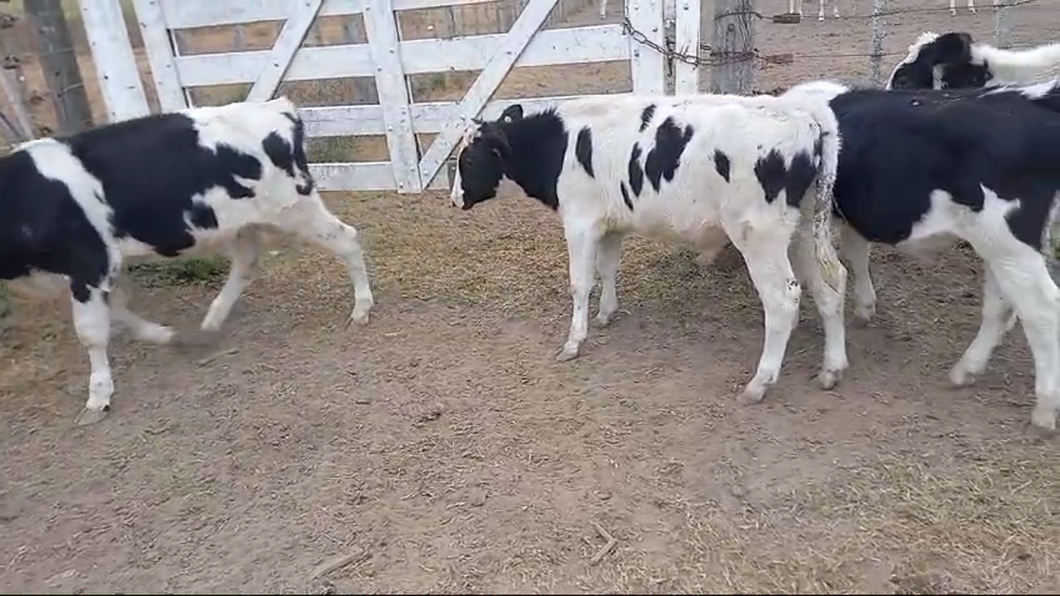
[287,191,1060,596]
[2,1,1059,593]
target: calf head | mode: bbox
[888,31,990,90]
[450,104,524,210]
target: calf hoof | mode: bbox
[556,343,581,362]
[1031,404,1057,432]
[818,368,843,390]
[737,384,767,405]
[75,405,109,426]
[852,307,875,328]
[593,312,615,328]
[948,364,979,388]
[347,300,374,327]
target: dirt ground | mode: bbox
[2,0,1060,593]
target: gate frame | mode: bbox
[78,0,671,193]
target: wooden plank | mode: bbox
[162,0,495,29]
[673,0,700,94]
[299,92,631,137]
[0,69,34,140]
[176,24,628,87]
[362,0,421,193]
[311,161,449,191]
[417,0,565,187]
[628,0,665,94]
[133,0,188,112]
[79,0,151,122]
[245,0,325,102]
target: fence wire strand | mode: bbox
[622,0,1039,68]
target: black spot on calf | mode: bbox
[784,151,817,208]
[628,143,644,197]
[713,149,731,182]
[754,149,787,204]
[640,104,656,132]
[644,117,694,193]
[575,126,594,178]
[620,182,634,210]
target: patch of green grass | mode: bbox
[126,256,230,288]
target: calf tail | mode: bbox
[809,109,845,294]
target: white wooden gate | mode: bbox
[78,0,680,193]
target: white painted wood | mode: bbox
[628,0,666,94]
[362,0,421,193]
[417,0,562,187]
[311,161,449,191]
[672,0,700,94]
[246,0,324,102]
[80,0,151,121]
[300,93,631,137]
[0,68,34,139]
[133,0,187,112]
[162,0,494,29]
[175,24,628,87]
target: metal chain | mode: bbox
[620,6,763,68]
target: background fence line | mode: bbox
[0,0,1050,152]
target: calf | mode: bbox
[450,93,848,405]
[0,97,375,426]
[888,31,1060,91]
[783,78,1060,430]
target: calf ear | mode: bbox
[483,131,512,159]
[500,104,524,124]
[933,31,974,66]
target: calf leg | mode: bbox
[110,286,175,344]
[279,193,374,326]
[200,228,262,332]
[594,231,623,327]
[950,264,1011,386]
[984,253,1060,430]
[726,222,802,405]
[794,226,849,390]
[71,284,115,426]
[840,222,877,325]
[558,222,601,362]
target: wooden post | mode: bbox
[710,0,754,94]
[0,10,36,140]
[24,0,93,134]
[868,0,887,85]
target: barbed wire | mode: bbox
[621,0,1041,68]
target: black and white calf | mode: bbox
[450,94,848,405]
[783,79,1060,430]
[0,97,374,425]
[888,31,1060,91]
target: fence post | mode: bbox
[868,0,887,85]
[24,0,93,135]
[710,0,754,94]
[0,11,35,141]
[994,0,1012,49]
